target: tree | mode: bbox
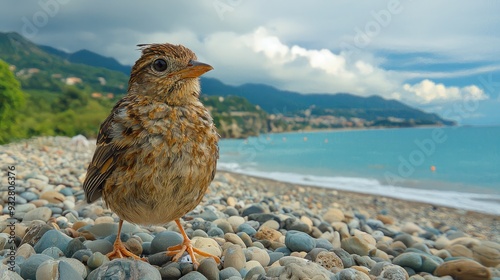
[53,86,89,112]
[0,59,25,143]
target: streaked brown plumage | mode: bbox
[83,43,219,266]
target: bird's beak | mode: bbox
[174,60,213,79]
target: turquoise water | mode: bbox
[218,126,500,214]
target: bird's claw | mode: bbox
[107,240,146,261]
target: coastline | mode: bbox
[263,123,449,137]
[216,170,500,242]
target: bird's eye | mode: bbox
[152,59,168,72]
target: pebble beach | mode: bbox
[1,136,499,280]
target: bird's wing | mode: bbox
[83,99,128,203]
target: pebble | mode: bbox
[150,230,183,254]
[238,232,253,247]
[224,245,246,270]
[244,265,265,280]
[0,268,23,280]
[255,226,281,241]
[15,203,37,213]
[285,230,316,252]
[59,257,87,278]
[36,259,84,280]
[260,220,280,230]
[19,254,54,279]
[40,191,66,204]
[337,268,371,280]
[159,263,182,279]
[402,222,426,235]
[16,243,36,259]
[88,259,161,279]
[241,204,267,216]
[392,252,443,274]
[219,267,241,279]
[227,216,245,231]
[236,223,257,236]
[434,259,491,280]
[315,250,344,270]
[341,236,373,256]
[41,246,65,259]
[84,239,113,254]
[87,252,109,269]
[179,271,208,280]
[198,258,219,280]
[379,264,409,280]
[323,208,345,223]
[225,233,247,248]
[245,247,270,266]
[22,207,52,222]
[279,256,334,279]
[192,236,222,259]
[33,229,72,253]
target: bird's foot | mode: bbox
[167,241,221,269]
[107,239,146,261]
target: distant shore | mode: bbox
[241,123,451,140]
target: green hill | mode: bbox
[0,32,128,94]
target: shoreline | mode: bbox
[258,123,450,137]
[251,123,500,138]
[217,165,500,216]
[216,170,500,242]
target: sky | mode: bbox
[1,0,500,125]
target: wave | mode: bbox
[217,162,500,215]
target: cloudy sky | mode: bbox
[2,1,500,124]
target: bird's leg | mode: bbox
[106,219,144,260]
[166,219,221,268]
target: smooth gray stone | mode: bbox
[23,207,52,222]
[83,239,113,255]
[198,257,219,280]
[150,230,183,254]
[65,237,86,257]
[236,223,257,236]
[41,246,65,259]
[285,230,316,252]
[180,271,208,280]
[219,267,241,280]
[19,254,53,279]
[87,259,161,280]
[33,229,72,253]
[244,266,265,280]
[87,252,110,270]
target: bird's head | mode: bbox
[128,43,213,105]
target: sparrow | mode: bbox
[83,43,219,267]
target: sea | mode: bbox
[217,126,500,215]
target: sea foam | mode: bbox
[217,162,500,215]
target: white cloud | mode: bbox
[193,27,402,96]
[136,27,491,109]
[400,79,488,104]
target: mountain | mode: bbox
[0,31,454,130]
[199,78,453,125]
[40,45,131,75]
